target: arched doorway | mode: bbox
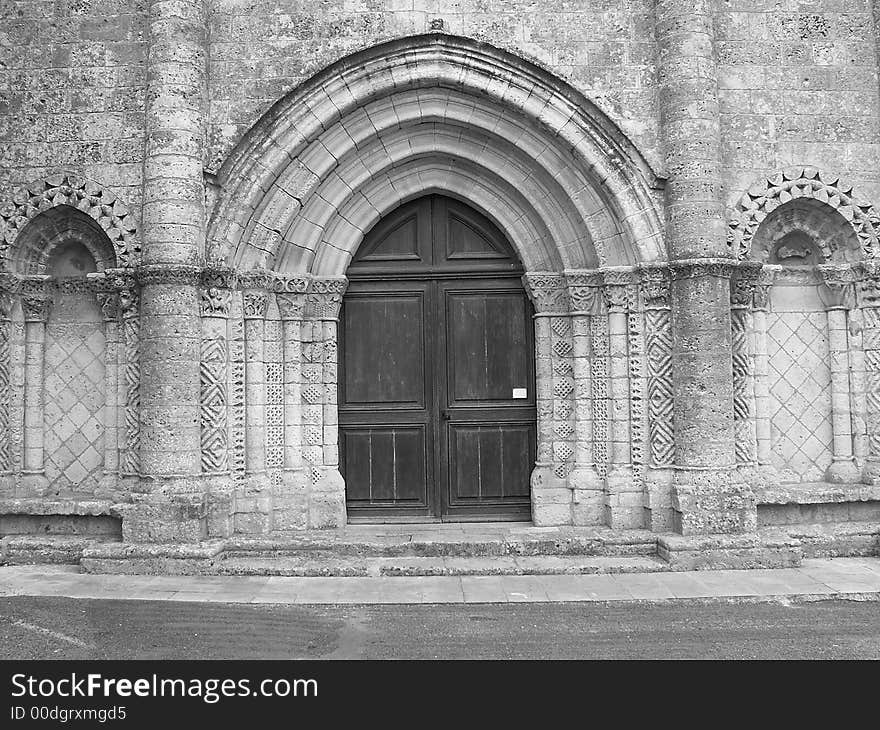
[339,195,536,521]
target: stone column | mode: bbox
[522,273,573,526]
[0,277,14,496]
[640,263,675,530]
[818,264,861,483]
[751,266,779,485]
[565,271,603,525]
[132,0,209,542]
[92,280,121,498]
[861,262,880,483]
[200,267,235,536]
[304,277,348,528]
[731,262,762,485]
[240,272,271,533]
[656,0,751,534]
[275,275,309,531]
[19,276,52,495]
[602,268,637,528]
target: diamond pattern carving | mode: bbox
[766,310,832,483]
[43,317,105,491]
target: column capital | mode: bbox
[200,266,236,318]
[601,267,635,312]
[306,276,348,320]
[638,263,672,308]
[95,292,121,322]
[522,272,568,314]
[20,275,52,323]
[817,263,858,310]
[239,269,271,320]
[563,269,603,314]
[855,261,880,308]
[752,264,780,311]
[276,293,307,321]
[730,261,763,308]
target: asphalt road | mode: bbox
[1,597,878,659]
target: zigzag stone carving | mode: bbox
[728,167,880,261]
[0,173,139,268]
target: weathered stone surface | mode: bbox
[1,1,880,571]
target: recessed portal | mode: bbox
[339,195,537,522]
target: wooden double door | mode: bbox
[339,195,537,521]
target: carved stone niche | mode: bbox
[771,231,820,267]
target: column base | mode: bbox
[604,465,644,529]
[672,466,757,536]
[530,464,572,526]
[121,476,208,544]
[826,457,862,484]
[273,468,309,530]
[309,467,346,529]
[204,473,234,539]
[20,471,49,498]
[235,472,273,534]
[569,464,603,525]
[645,467,674,531]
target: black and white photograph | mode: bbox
[0,0,878,718]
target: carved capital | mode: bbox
[0,286,14,320]
[136,264,201,287]
[856,261,880,308]
[730,261,763,307]
[242,290,269,320]
[306,276,348,320]
[523,273,568,314]
[564,270,603,314]
[670,257,736,280]
[601,267,633,311]
[200,266,236,318]
[95,292,121,322]
[818,263,858,310]
[638,264,671,308]
[276,293,307,321]
[119,287,139,316]
[237,268,272,291]
[20,276,52,322]
[753,264,780,311]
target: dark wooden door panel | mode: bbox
[448,423,535,505]
[340,194,536,521]
[341,290,426,409]
[445,289,532,406]
[341,425,430,509]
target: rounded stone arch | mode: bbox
[207,33,666,275]
[728,166,880,262]
[0,172,139,273]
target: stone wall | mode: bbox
[2,0,880,557]
[0,0,148,213]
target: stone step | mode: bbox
[1,535,121,565]
[223,529,657,560]
[213,554,668,577]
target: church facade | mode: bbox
[1,0,879,568]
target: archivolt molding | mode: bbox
[208,34,665,274]
[728,167,880,262]
[0,172,139,271]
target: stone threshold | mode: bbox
[3,522,879,576]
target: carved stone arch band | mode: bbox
[0,172,140,270]
[727,167,880,261]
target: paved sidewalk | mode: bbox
[1,558,879,605]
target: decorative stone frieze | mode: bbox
[730,262,761,470]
